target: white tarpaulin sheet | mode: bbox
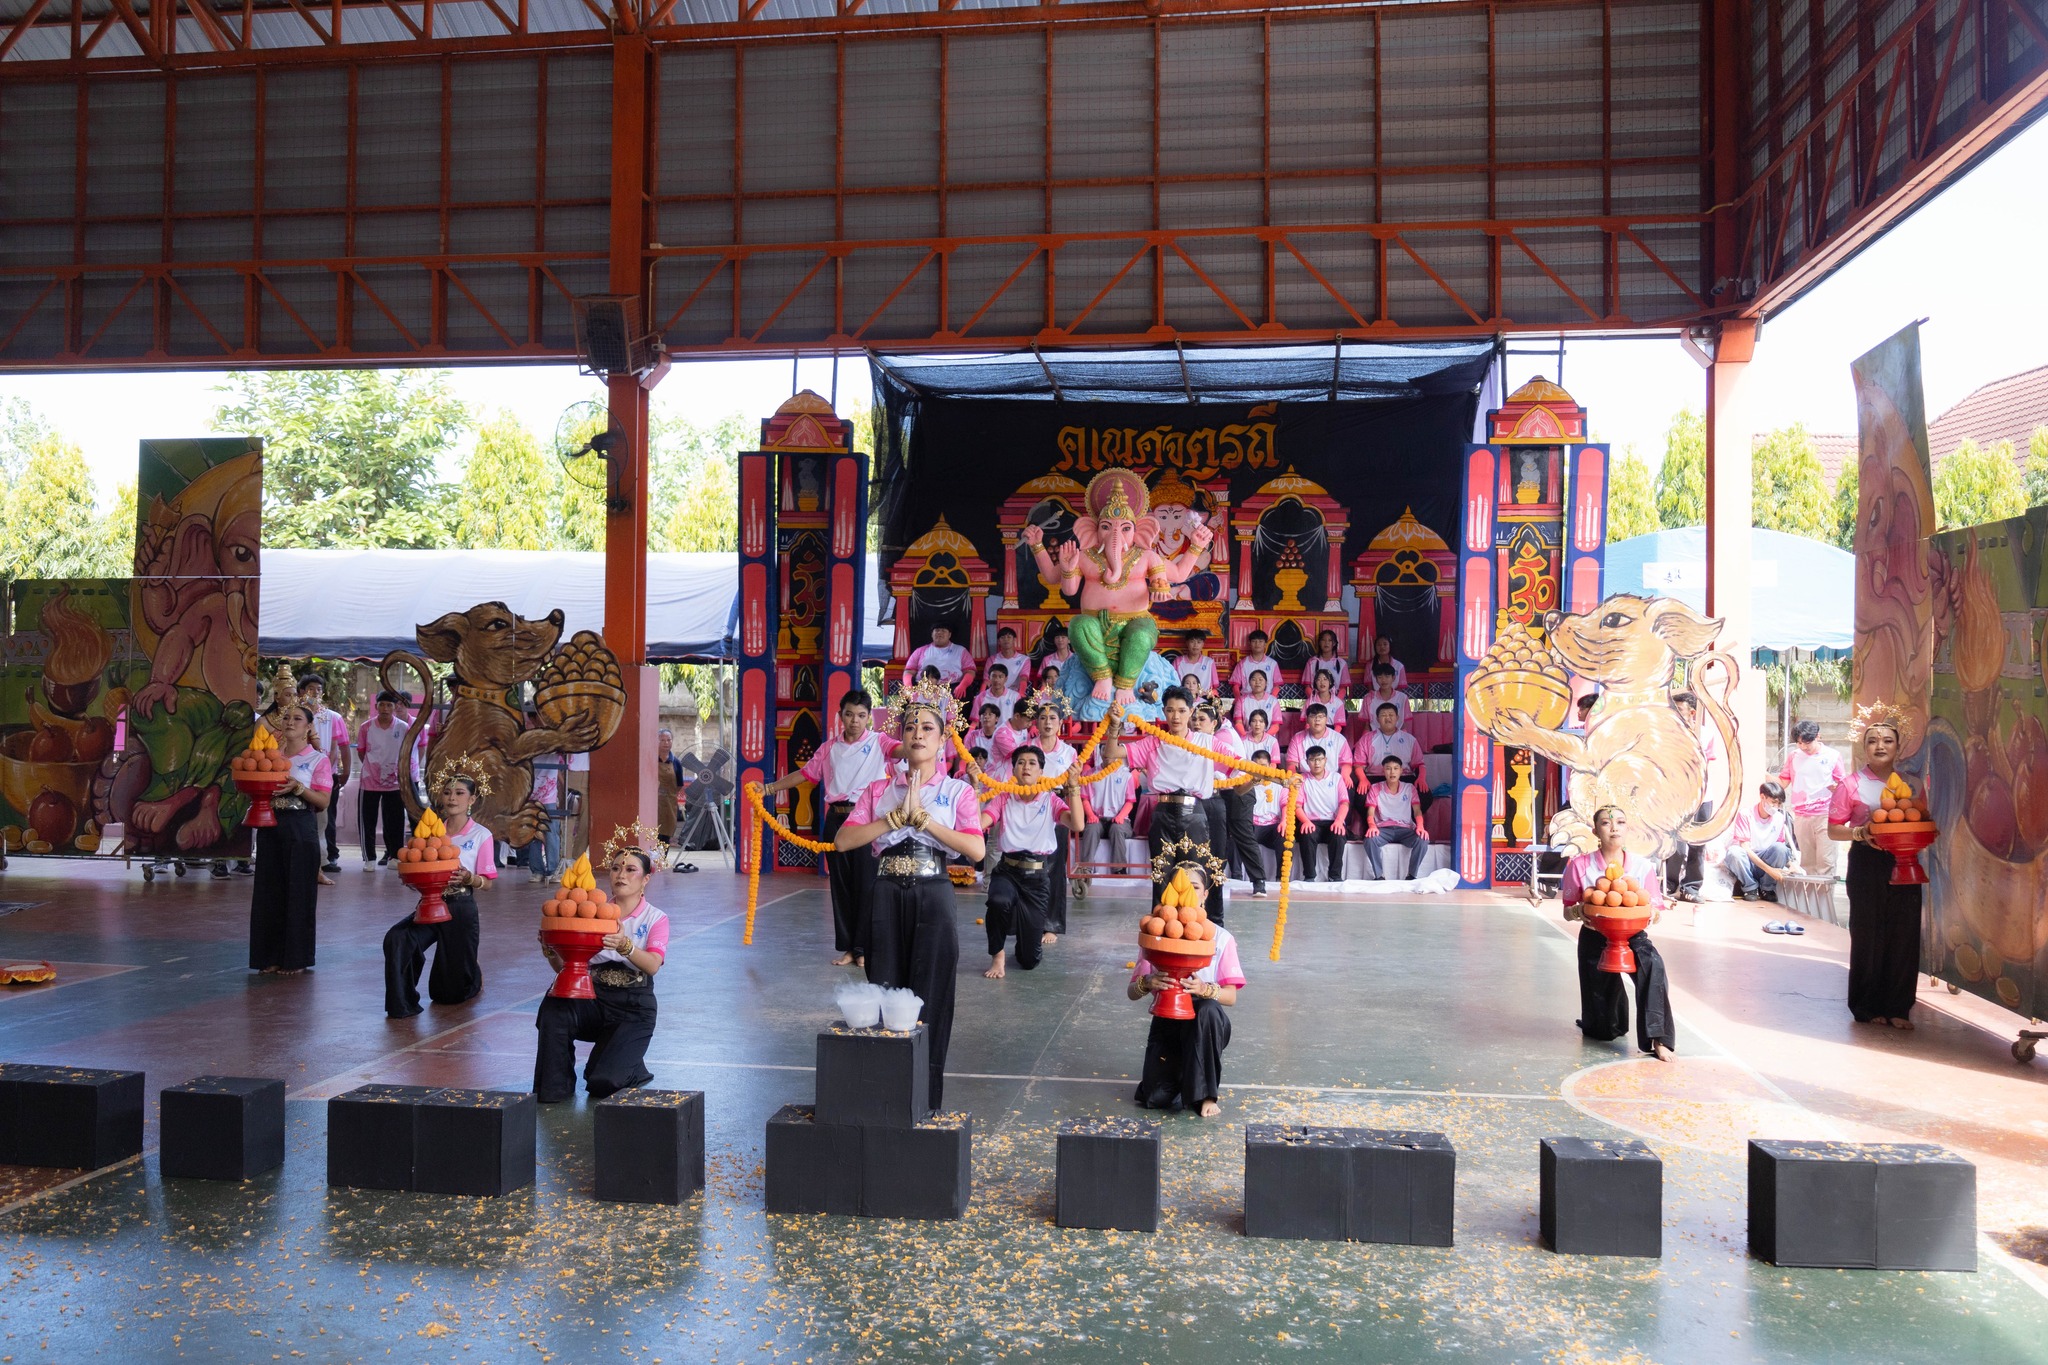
[259,548,892,662]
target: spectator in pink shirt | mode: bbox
[1287,704,1352,777]
[298,675,351,879]
[355,690,409,867]
[1361,755,1427,880]
[1778,719,1849,876]
[902,625,976,698]
[1723,780,1795,902]
[1130,859,1243,1117]
[1228,630,1280,697]
[1301,629,1349,696]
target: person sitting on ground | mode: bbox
[981,750,1085,978]
[383,767,493,1017]
[1295,746,1348,882]
[1559,806,1676,1062]
[534,840,668,1101]
[1130,852,1243,1118]
[1725,779,1796,902]
[1361,755,1428,881]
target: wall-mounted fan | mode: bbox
[554,399,622,507]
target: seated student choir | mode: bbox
[984,626,1031,701]
[967,704,1010,780]
[1293,744,1349,881]
[1287,702,1352,778]
[1361,756,1427,880]
[1078,730,1139,877]
[1305,671,1348,739]
[1367,633,1407,693]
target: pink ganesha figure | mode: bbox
[1020,469,1213,706]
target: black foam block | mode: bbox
[1056,1116,1161,1232]
[1748,1140,1975,1271]
[594,1089,705,1205]
[1540,1137,1662,1258]
[1244,1125,1359,1242]
[1353,1129,1457,1248]
[815,1024,929,1129]
[326,1084,435,1192]
[764,1104,862,1216]
[0,1064,144,1170]
[161,1076,286,1182]
[1245,1125,1456,1245]
[861,1113,972,1221]
[413,1089,537,1197]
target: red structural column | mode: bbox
[588,32,658,848]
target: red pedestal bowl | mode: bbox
[1869,822,1938,885]
[233,773,287,828]
[1138,933,1219,1020]
[399,861,460,924]
[540,928,608,999]
[1583,911,1652,973]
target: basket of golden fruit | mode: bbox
[397,809,463,923]
[534,630,627,748]
[1866,773,1937,886]
[1463,620,1572,733]
[230,727,290,827]
[1137,870,1218,1021]
[539,853,622,999]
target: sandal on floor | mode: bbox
[1763,921,1789,934]
[675,861,699,873]
[1781,921,1805,935]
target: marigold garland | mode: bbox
[946,714,1124,796]
[740,782,837,946]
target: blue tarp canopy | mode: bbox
[1601,527,1853,657]
[871,340,1497,405]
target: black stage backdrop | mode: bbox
[877,395,1478,633]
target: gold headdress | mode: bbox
[1848,700,1913,744]
[602,820,662,867]
[1149,470,1199,510]
[1024,682,1071,722]
[1150,835,1227,884]
[886,676,965,733]
[1084,468,1149,522]
[428,751,495,798]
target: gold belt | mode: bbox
[592,966,647,988]
[1156,793,1198,806]
[878,850,947,879]
[1000,854,1048,872]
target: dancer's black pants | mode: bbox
[1576,924,1675,1053]
[1845,841,1923,1022]
[249,808,320,972]
[382,889,483,1017]
[984,859,1050,968]
[1135,997,1232,1111]
[865,873,960,1109]
[821,802,876,955]
[534,979,657,1102]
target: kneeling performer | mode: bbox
[1129,841,1243,1117]
[1560,805,1676,1061]
[835,680,986,1109]
[382,760,493,1018]
[534,832,668,1102]
[981,750,1086,978]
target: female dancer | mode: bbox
[1828,703,1923,1029]
[249,703,331,975]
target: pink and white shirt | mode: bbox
[307,706,349,762]
[848,765,983,853]
[1297,771,1348,827]
[1363,689,1411,726]
[356,718,408,793]
[904,642,975,696]
[592,900,671,968]
[1229,656,1280,696]
[1251,782,1284,827]
[1363,780,1424,833]
[1124,733,1217,799]
[1560,851,1666,912]
[285,746,334,793]
[1134,925,1247,989]
[446,818,498,879]
[975,687,1021,726]
[1301,656,1350,694]
[1175,655,1218,693]
[1729,801,1792,852]
[1085,760,1137,824]
[984,791,1071,856]
[984,649,1031,689]
[1369,656,1409,691]
[1826,768,1892,828]
[1288,729,1351,774]
[1359,729,1422,777]
[1779,743,1849,817]
[1235,694,1277,729]
[798,730,902,805]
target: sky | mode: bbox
[5,111,2046,504]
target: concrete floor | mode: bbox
[0,855,2043,1363]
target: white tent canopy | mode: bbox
[259,548,893,662]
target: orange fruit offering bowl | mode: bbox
[539,853,620,998]
[230,730,293,827]
[1581,861,1652,972]
[397,811,464,922]
[1868,779,1938,884]
[1138,870,1220,1020]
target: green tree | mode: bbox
[1654,408,1705,529]
[212,370,466,548]
[650,412,749,554]
[97,482,138,575]
[1751,423,1835,541]
[1831,460,1860,550]
[2024,426,2048,509]
[454,412,556,550]
[1605,445,1660,542]
[0,427,115,582]
[1933,439,2028,530]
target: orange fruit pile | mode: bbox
[397,809,460,871]
[1138,869,1218,949]
[540,853,621,935]
[1583,862,1648,910]
[230,725,288,778]
[1871,774,1929,827]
